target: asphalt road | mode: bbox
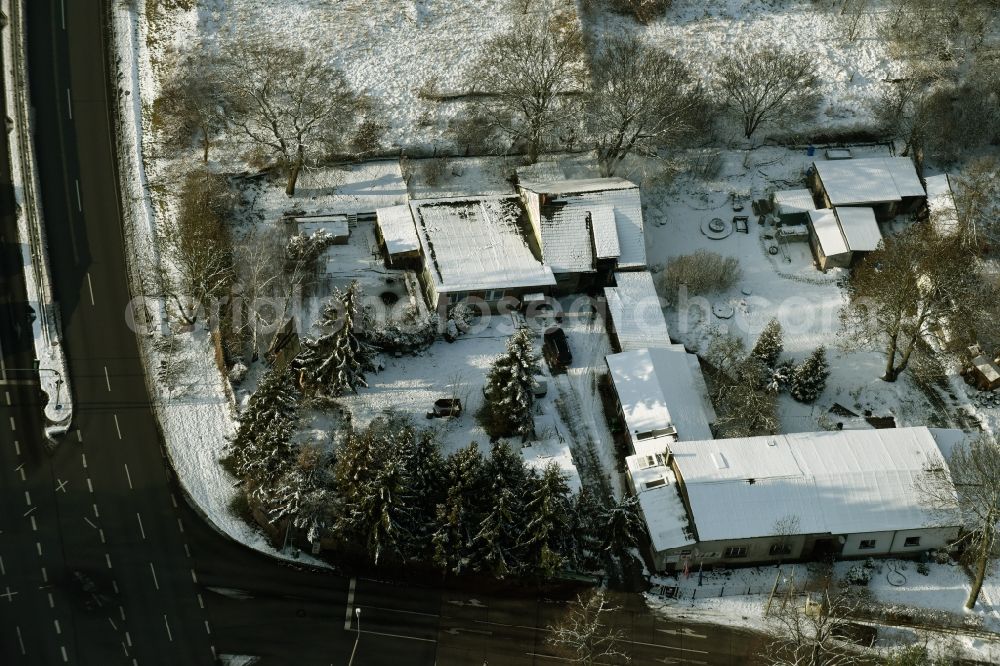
[0,1,767,664]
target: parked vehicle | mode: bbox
[543,327,572,372]
[426,398,462,419]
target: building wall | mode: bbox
[841,527,958,558]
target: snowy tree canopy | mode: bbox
[482,327,541,438]
[296,281,375,397]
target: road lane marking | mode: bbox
[190,569,198,584]
[84,517,97,529]
[104,366,111,391]
[0,556,4,574]
[76,430,83,443]
[119,606,125,621]
[61,645,68,662]
[5,391,10,405]
[54,619,61,634]
[149,562,159,590]
[24,490,31,506]
[87,478,94,493]
[170,493,178,508]
[125,631,131,647]
[23,506,35,517]
[75,179,82,211]
[163,615,173,641]
[108,618,117,631]
[345,577,357,629]
[60,0,66,29]
[13,440,19,455]
[41,567,47,583]
[86,272,95,305]
[93,503,100,518]
[18,466,25,481]
[35,542,42,556]
[1,586,18,601]
[30,516,37,532]
[124,464,133,489]
[81,453,87,468]
[99,529,106,544]
[204,620,211,635]
[136,513,145,539]
[354,628,436,643]
[55,479,67,492]
[114,414,122,439]
[9,416,15,431]
[105,553,113,569]
[112,581,119,594]
[15,626,25,654]
[197,593,204,609]
[183,543,191,558]
[177,518,184,534]
[48,592,54,608]
[66,88,72,119]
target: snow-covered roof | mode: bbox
[590,205,621,260]
[410,196,556,294]
[319,160,408,215]
[835,207,882,252]
[772,189,816,216]
[296,215,349,238]
[814,157,925,206]
[626,440,695,552]
[667,427,959,542]
[925,174,959,236]
[521,178,647,271]
[521,438,582,495]
[808,209,849,257]
[604,271,671,352]
[606,346,714,444]
[375,205,420,255]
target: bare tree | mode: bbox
[216,39,365,195]
[872,65,943,160]
[587,35,708,177]
[232,227,285,361]
[953,156,1000,251]
[918,433,1000,610]
[715,44,820,139]
[763,589,869,666]
[840,225,986,382]
[467,18,586,163]
[605,0,672,25]
[547,590,630,665]
[161,169,235,325]
[712,358,779,438]
[153,57,224,162]
[770,515,801,561]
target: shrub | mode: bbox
[790,346,830,403]
[606,0,672,24]
[844,561,873,586]
[662,250,741,298]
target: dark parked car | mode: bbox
[426,398,462,419]
[543,327,572,372]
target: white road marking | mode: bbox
[74,179,82,211]
[93,503,100,518]
[13,440,19,456]
[112,581,119,594]
[183,543,191,558]
[177,518,184,534]
[345,577,357,629]
[84,516,96,529]
[108,618,117,631]
[104,366,111,391]
[9,416,15,431]
[204,620,211,635]
[54,619,61,635]
[30,516,37,532]
[99,529,106,544]
[18,466,25,481]
[125,631,131,647]
[113,414,122,439]
[86,478,93,493]
[5,391,10,405]
[24,490,30,506]
[61,645,68,662]
[119,606,125,621]
[66,88,72,119]
[48,592,54,608]
[55,479,67,492]
[136,513,145,540]
[41,567,47,583]
[60,0,65,30]
[76,430,83,443]
[35,542,42,557]
[170,493,178,508]
[163,615,173,642]
[86,272,95,305]
[0,556,4,574]
[124,464,133,489]
[197,593,204,609]
[81,452,87,467]
[23,506,36,517]
[190,569,198,584]
[105,553,113,569]
[149,562,159,590]
[15,626,25,654]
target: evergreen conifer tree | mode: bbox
[601,494,644,553]
[432,444,487,574]
[482,327,541,438]
[229,367,299,489]
[791,346,830,403]
[751,318,784,369]
[296,281,374,397]
[521,462,573,578]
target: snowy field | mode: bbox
[587,0,902,141]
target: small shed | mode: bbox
[807,207,881,271]
[969,355,1000,391]
[810,157,925,221]
[374,205,421,268]
[295,215,350,244]
[771,189,816,225]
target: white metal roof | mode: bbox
[590,205,621,259]
[835,207,882,252]
[925,174,959,236]
[541,206,595,274]
[296,215,349,238]
[814,157,924,206]
[808,209,850,257]
[375,205,420,255]
[626,440,695,552]
[773,189,816,216]
[606,346,714,444]
[604,271,671,352]
[667,427,959,542]
[411,196,556,294]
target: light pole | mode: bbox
[348,607,361,666]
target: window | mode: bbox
[858,539,877,550]
[903,536,921,548]
[723,546,748,559]
[644,478,667,490]
[484,289,503,302]
[769,544,792,556]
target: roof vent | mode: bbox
[711,452,728,470]
[767,439,778,447]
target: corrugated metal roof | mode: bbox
[667,427,959,542]
[604,271,671,352]
[773,189,816,215]
[808,209,850,257]
[590,205,620,259]
[814,157,924,206]
[375,205,420,255]
[541,205,594,274]
[411,196,556,294]
[835,207,882,252]
[519,176,636,196]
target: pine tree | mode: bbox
[765,359,796,394]
[601,494,645,553]
[399,427,445,555]
[791,346,830,403]
[267,445,336,544]
[471,441,533,576]
[432,444,487,574]
[751,318,784,369]
[229,367,299,488]
[483,327,541,438]
[569,489,607,572]
[520,462,574,578]
[296,281,375,397]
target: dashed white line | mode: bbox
[4,391,10,405]
[105,553,113,569]
[54,619,61,635]
[190,569,198,584]
[9,416,15,431]
[41,567,48,583]
[345,577,357,629]
[163,615,173,642]
[35,542,42,557]
[81,452,87,467]
[204,620,211,635]
[15,626,25,654]
[108,618,117,631]
[0,556,4,575]
[30,516,37,532]
[61,645,68,662]
[136,513,146,540]
[76,430,83,443]
[86,272,95,305]
[170,494,178,509]
[86,478,93,493]
[104,366,111,391]
[112,580,119,594]
[24,490,31,506]
[48,592,54,608]
[13,440,19,456]
[18,466,25,481]
[60,0,65,30]
[183,543,191,558]
[23,506,35,517]
[74,179,82,211]
[66,87,72,119]
[119,606,125,621]
[113,414,122,439]
[99,529,106,544]
[197,593,204,609]
[84,516,96,529]
[93,503,100,518]
[125,630,131,647]
[124,464,133,489]
[149,562,159,590]
[177,518,184,534]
